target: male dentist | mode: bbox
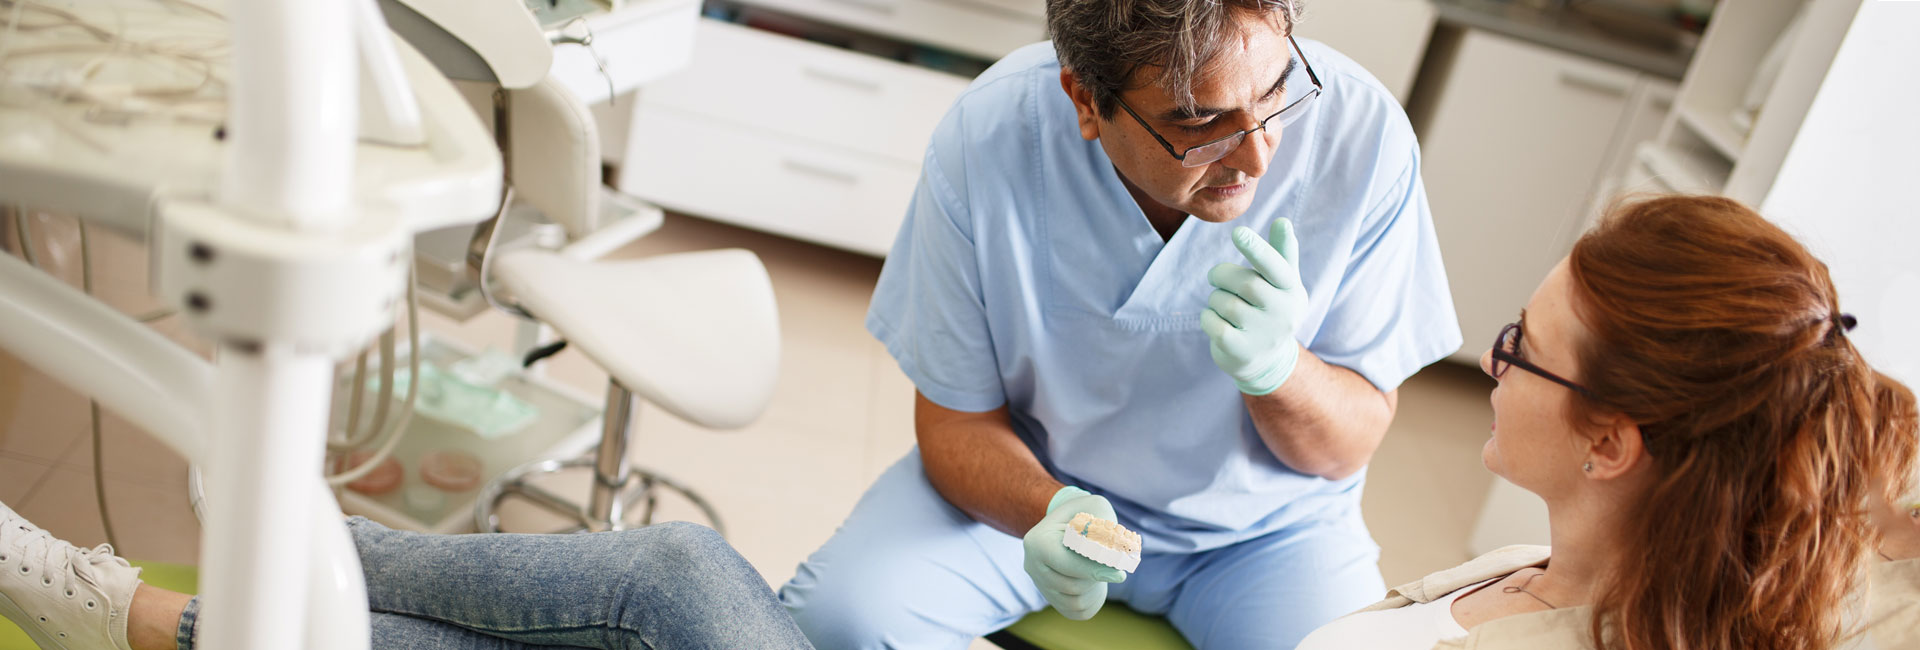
[780,1,1460,647]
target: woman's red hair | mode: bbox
[1564,195,1914,649]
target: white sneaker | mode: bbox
[0,501,139,650]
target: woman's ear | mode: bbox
[1584,414,1647,480]
[1059,69,1102,142]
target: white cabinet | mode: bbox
[621,103,925,256]
[613,19,970,256]
[546,0,701,104]
[604,0,1036,257]
[1419,29,1641,361]
[639,20,968,164]
[1296,0,1437,103]
[1667,0,1920,386]
[1603,0,1918,393]
[731,0,1044,61]
[1467,0,1917,556]
[1585,76,1678,219]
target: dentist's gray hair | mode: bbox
[1047,0,1304,120]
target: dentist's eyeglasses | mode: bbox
[1114,34,1324,168]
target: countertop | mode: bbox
[1429,0,1698,79]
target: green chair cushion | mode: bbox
[991,605,1194,650]
[0,560,196,650]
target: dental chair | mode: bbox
[383,0,780,535]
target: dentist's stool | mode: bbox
[447,58,780,534]
[473,247,779,534]
[987,606,1193,650]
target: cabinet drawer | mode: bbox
[734,0,1044,61]
[643,19,970,164]
[1419,29,1637,362]
[1295,0,1435,102]
[549,0,700,104]
[616,104,918,256]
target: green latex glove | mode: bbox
[1023,486,1127,620]
[1202,218,1310,396]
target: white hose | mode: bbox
[324,261,419,486]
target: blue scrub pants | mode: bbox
[779,449,1386,650]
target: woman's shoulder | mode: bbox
[1863,557,1920,649]
[1356,545,1552,613]
[1305,546,1580,650]
[1439,607,1597,650]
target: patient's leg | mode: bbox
[128,584,190,650]
[344,517,812,649]
[163,517,809,649]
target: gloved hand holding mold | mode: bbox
[1022,486,1138,620]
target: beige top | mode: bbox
[1349,545,1599,650]
[1861,557,1920,649]
[1347,547,1920,650]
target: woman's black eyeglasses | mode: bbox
[1490,322,1598,401]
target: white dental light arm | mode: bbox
[219,0,357,230]
[0,0,505,648]
[176,2,375,648]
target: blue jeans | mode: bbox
[176,517,812,649]
[780,449,1385,650]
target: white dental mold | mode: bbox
[1063,512,1142,573]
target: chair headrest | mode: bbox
[378,0,552,89]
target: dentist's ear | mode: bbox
[1582,414,1647,480]
[1060,69,1102,142]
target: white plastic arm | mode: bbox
[221,0,357,230]
[305,483,372,650]
[355,0,427,146]
[0,252,209,462]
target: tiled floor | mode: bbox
[0,211,1499,643]
[1,214,206,568]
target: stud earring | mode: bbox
[1582,461,1593,473]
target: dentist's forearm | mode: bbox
[1243,348,1397,480]
[914,392,1065,538]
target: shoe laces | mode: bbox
[0,513,123,601]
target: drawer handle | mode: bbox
[803,67,886,94]
[782,159,862,185]
[823,0,898,15]
[1557,70,1630,98]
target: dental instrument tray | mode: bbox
[336,334,602,533]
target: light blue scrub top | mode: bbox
[867,40,1462,554]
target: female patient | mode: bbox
[1299,195,1916,650]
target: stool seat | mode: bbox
[989,606,1194,650]
[495,248,780,429]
